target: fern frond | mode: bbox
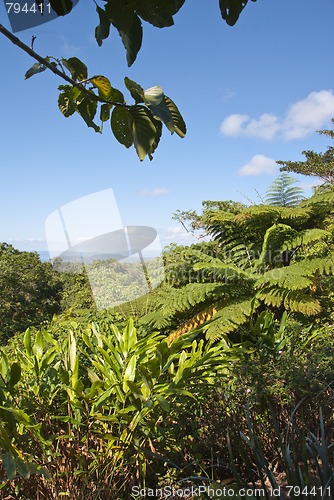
[139,283,224,330]
[257,223,298,267]
[282,228,330,252]
[167,304,219,344]
[204,299,258,342]
[194,260,254,282]
[256,287,321,315]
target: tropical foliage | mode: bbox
[1,141,334,496]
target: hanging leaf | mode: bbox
[130,106,158,161]
[120,15,143,67]
[62,57,88,81]
[76,93,100,132]
[163,96,186,138]
[95,3,111,46]
[111,106,134,148]
[24,62,47,80]
[100,103,112,122]
[136,0,186,28]
[149,101,174,133]
[124,77,145,103]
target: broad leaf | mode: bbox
[149,101,174,133]
[163,96,186,138]
[124,77,145,103]
[120,15,143,67]
[76,94,100,132]
[62,57,88,81]
[58,85,80,117]
[130,106,158,161]
[136,0,186,28]
[2,453,16,480]
[95,3,111,46]
[111,106,134,148]
[90,76,124,103]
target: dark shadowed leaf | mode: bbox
[49,0,73,16]
[111,106,134,148]
[10,362,21,386]
[136,0,186,28]
[76,94,100,132]
[163,96,186,138]
[120,15,143,67]
[95,3,111,46]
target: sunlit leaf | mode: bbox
[62,57,88,81]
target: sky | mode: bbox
[1,0,334,256]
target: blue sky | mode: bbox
[1,0,334,254]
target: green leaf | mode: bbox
[95,3,111,46]
[16,458,31,479]
[9,363,21,387]
[120,15,143,67]
[123,354,137,389]
[33,330,43,359]
[76,94,100,133]
[69,330,76,372]
[24,63,47,80]
[163,96,186,138]
[149,101,174,133]
[100,103,112,122]
[129,106,158,161]
[124,77,145,103]
[2,453,16,480]
[155,395,170,412]
[49,0,73,16]
[24,329,32,357]
[62,57,88,81]
[90,76,124,103]
[58,85,80,117]
[111,106,134,148]
[144,86,164,106]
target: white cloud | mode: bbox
[220,90,334,140]
[159,226,198,247]
[238,155,277,176]
[138,188,170,197]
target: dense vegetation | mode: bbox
[1,131,334,498]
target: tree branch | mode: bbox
[0,23,121,106]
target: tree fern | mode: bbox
[265,173,305,207]
[204,299,258,342]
